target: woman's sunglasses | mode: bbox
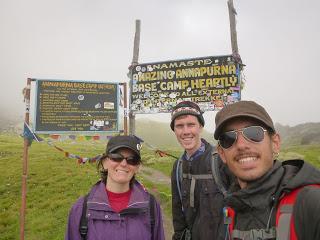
[218,126,267,149]
[107,153,141,166]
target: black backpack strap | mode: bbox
[211,152,228,198]
[79,194,89,240]
[182,173,213,208]
[149,193,156,240]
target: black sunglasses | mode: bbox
[107,153,141,166]
[218,126,267,149]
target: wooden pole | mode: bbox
[129,19,141,135]
[20,78,32,240]
[123,82,128,135]
[227,0,239,56]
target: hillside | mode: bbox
[135,119,320,148]
[275,122,320,146]
[1,111,319,147]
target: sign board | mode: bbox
[34,79,120,133]
[130,55,241,113]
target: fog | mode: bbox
[1,0,319,131]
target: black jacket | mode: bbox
[171,139,231,240]
[225,159,320,240]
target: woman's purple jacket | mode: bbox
[65,181,165,240]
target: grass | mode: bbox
[141,148,181,176]
[280,144,320,168]
[0,134,176,240]
[0,134,101,240]
[1,133,319,240]
[138,147,180,218]
[137,176,172,218]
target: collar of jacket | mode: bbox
[87,180,149,212]
[182,138,212,161]
[226,161,284,211]
[282,159,320,189]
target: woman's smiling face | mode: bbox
[103,148,140,191]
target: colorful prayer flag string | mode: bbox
[21,128,178,163]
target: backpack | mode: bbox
[175,152,227,211]
[175,151,225,239]
[79,193,156,240]
[223,184,320,240]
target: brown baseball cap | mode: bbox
[214,100,275,139]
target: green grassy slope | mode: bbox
[0,134,101,240]
[0,134,176,240]
[0,133,319,239]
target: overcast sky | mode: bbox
[1,0,319,131]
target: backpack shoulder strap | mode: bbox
[79,181,101,240]
[176,151,219,209]
[276,184,320,240]
[175,157,184,212]
[79,193,89,240]
[79,188,157,240]
[211,152,228,198]
[149,193,156,240]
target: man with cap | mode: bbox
[170,101,230,240]
[65,135,165,240]
[214,100,320,240]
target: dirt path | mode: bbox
[140,166,173,240]
[141,166,171,185]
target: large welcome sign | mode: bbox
[130,55,241,113]
[34,79,120,133]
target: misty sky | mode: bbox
[1,0,319,131]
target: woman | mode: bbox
[65,135,165,240]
